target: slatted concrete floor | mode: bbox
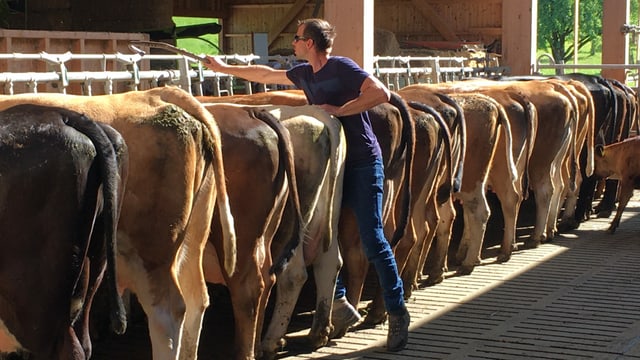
[92,193,640,359]
[276,194,640,360]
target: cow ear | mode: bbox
[595,144,605,157]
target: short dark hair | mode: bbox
[298,18,336,53]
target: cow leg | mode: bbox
[595,179,619,218]
[494,185,523,263]
[308,238,341,349]
[401,219,423,297]
[261,246,306,359]
[176,170,220,360]
[226,245,269,360]
[133,269,184,360]
[456,185,491,275]
[607,182,633,234]
[546,149,572,243]
[390,218,418,289]
[338,210,368,309]
[59,326,86,360]
[558,184,580,232]
[527,168,555,248]
[402,194,437,293]
[175,247,209,360]
[423,197,455,285]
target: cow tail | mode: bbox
[64,114,128,335]
[250,109,304,275]
[408,101,454,206]
[494,97,519,183]
[512,91,536,200]
[388,92,415,247]
[599,78,618,144]
[160,87,237,276]
[581,83,596,178]
[435,93,466,192]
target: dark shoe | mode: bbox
[329,296,361,339]
[387,308,410,352]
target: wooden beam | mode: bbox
[267,0,308,47]
[602,0,629,82]
[410,0,460,42]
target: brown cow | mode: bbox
[446,79,578,248]
[398,85,518,276]
[593,136,640,233]
[0,104,128,359]
[201,103,303,360]
[0,87,237,360]
[200,97,347,358]
[422,82,538,266]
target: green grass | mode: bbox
[536,46,602,76]
[173,16,220,56]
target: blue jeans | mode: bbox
[335,159,406,316]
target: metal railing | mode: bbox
[534,53,640,88]
[373,55,509,90]
[0,51,260,96]
[1,50,505,96]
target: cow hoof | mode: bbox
[597,209,613,218]
[524,239,541,248]
[497,252,511,263]
[404,286,414,299]
[606,227,617,234]
[307,333,329,349]
[456,264,475,276]
[259,350,277,360]
[422,273,444,287]
[363,308,387,326]
[557,219,579,233]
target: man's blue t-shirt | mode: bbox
[286,56,382,165]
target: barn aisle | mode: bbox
[92,192,640,359]
[278,193,640,360]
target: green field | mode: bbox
[173,16,220,56]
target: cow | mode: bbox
[397,85,519,276]
[0,104,128,359]
[257,104,346,358]
[198,91,415,341]
[551,73,618,226]
[418,82,538,268]
[200,103,304,360]
[397,99,460,294]
[446,79,578,248]
[590,79,638,219]
[0,87,238,360]
[196,90,308,107]
[199,96,347,358]
[593,136,640,233]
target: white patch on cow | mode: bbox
[0,317,23,353]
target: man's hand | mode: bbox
[317,104,342,116]
[204,56,227,71]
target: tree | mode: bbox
[537,0,602,64]
[538,0,640,64]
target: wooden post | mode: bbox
[602,0,629,82]
[324,0,375,73]
[502,0,537,75]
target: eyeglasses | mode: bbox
[293,35,309,42]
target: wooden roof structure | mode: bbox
[2,0,631,79]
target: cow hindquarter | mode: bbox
[260,105,346,356]
[0,104,127,360]
[0,88,236,360]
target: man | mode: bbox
[204,18,410,352]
